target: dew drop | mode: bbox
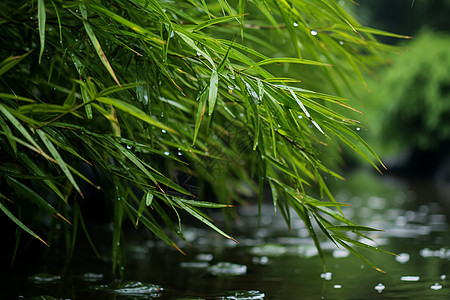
[310,30,318,36]
[320,272,332,280]
[400,275,420,281]
[356,127,361,131]
[163,151,170,156]
[126,145,133,150]
[374,283,385,293]
[161,129,167,134]
[177,151,183,156]
[298,115,303,119]
[170,30,174,38]
[440,274,446,280]
[333,284,342,289]
[395,253,410,264]
[293,22,299,27]
[430,283,443,290]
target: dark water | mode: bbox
[2,171,450,299]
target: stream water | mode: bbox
[2,171,450,299]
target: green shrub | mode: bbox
[365,30,450,155]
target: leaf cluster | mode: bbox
[0,0,395,274]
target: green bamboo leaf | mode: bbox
[80,5,121,86]
[193,14,241,32]
[353,25,413,39]
[327,225,384,232]
[333,233,397,256]
[38,0,46,64]
[50,0,63,45]
[0,51,32,77]
[253,57,331,68]
[217,35,235,73]
[112,140,158,186]
[97,82,141,97]
[238,0,245,36]
[36,129,83,197]
[289,89,325,135]
[0,201,49,247]
[177,198,234,208]
[96,97,178,135]
[80,82,93,119]
[0,103,41,150]
[173,198,238,243]
[18,152,66,202]
[0,93,35,103]
[176,31,215,69]
[193,87,208,145]
[90,4,164,45]
[126,202,185,254]
[334,237,386,273]
[6,176,70,223]
[0,114,17,153]
[208,70,219,116]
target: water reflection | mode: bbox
[2,171,450,299]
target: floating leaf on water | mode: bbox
[208,262,247,276]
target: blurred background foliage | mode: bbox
[340,1,450,178]
[0,0,401,275]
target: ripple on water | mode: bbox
[80,272,104,282]
[216,290,265,299]
[28,273,61,284]
[208,262,247,276]
[430,283,443,290]
[93,280,163,296]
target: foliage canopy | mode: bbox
[0,0,400,274]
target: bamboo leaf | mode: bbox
[96,97,178,134]
[193,14,241,32]
[177,198,234,208]
[0,201,48,247]
[208,70,219,115]
[327,225,384,232]
[38,0,46,64]
[36,129,83,197]
[173,198,237,243]
[80,5,121,86]
[253,57,331,68]
[0,51,32,77]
